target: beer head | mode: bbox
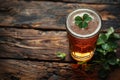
[66,8,102,38]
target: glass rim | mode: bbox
[66,8,102,38]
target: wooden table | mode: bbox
[0,0,120,80]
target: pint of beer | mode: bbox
[66,8,102,62]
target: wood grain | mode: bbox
[0,59,120,80]
[48,0,120,4]
[0,59,73,80]
[0,28,120,62]
[0,1,120,80]
[0,1,120,30]
[0,28,70,61]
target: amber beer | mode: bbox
[66,8,101,61]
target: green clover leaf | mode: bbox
[83,14,92,22]
[75,14,92,29]
[82,21,88,28]
[75,16,82,21]
[97,33,108,45]
[105,27,114,39]
[56,52,66,60]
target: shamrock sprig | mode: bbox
[91,27,120,79]
[56,52,66,60]
[75,14,92,29]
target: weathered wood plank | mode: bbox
[0,28,70,61]
[0,59,120,80]
[25,0,120,4]
[0,28,120,62]
[56,0,120,4]
[0,59,73,80]
[2,0,120,4]
[0,1,120,30]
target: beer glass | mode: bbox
[66,8,102,62]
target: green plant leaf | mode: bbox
[74,14,92,29]
[101,43,110,51]
[97,34,108,45]
[75,16,82,21]
[83,14,92,22]
[82,21,88,28]
[91,27,119,79]
[107,27,114,34]
[108,58,117,65]
[75,16,82,27]
[83,14,88,18]
[109,42,118,49]
[112,33,120,39]
[56,52,66,60]
[85,17,92,22]
[83,14,89,19]
[105,27,114,39]
[117,58,120,63]
[96,48,106,55]
[101,42,117,52]
[117,59,120,66]
[75,21,82,26]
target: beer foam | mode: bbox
[66,8,101,38]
